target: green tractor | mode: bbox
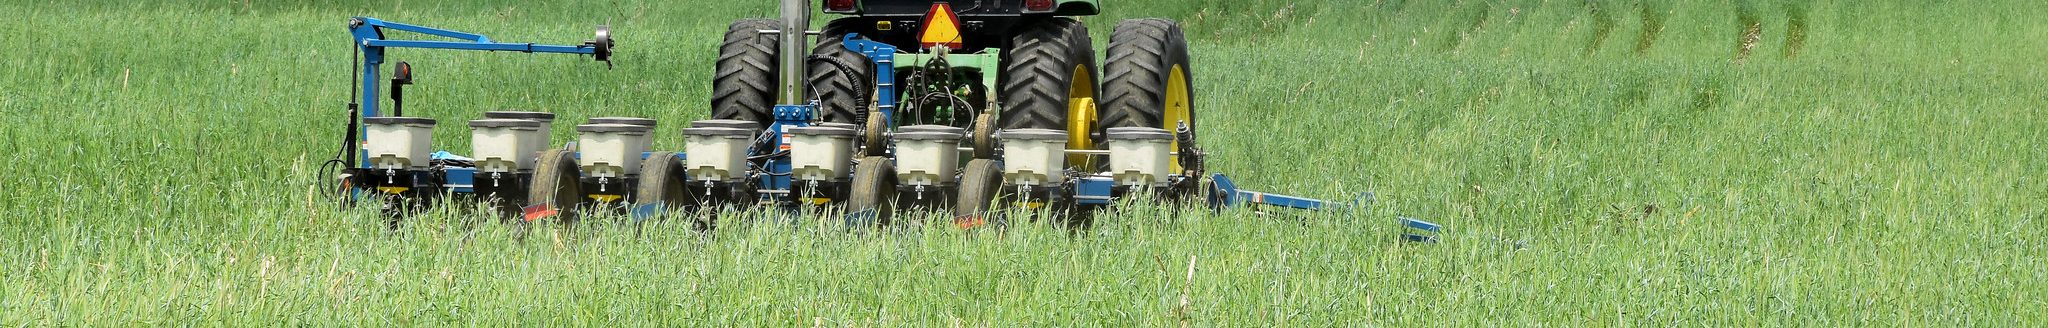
[713,0,1194,167]
[706,0,1199,224]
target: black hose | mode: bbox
[806,54,872,122]
[430,158,475,169]
[341,43,360,164]
[318,158,347,196]
[914,91,973,121]
[322,41,365,197]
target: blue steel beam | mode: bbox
[840,35,899,124]
[1207,173,1328,211]
[356,17,491,42]
[362,40,596,54]
[1208,174,1441,242]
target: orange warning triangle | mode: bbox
[920,3,963,49]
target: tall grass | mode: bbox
[2,0,2044,325]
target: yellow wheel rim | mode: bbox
[1164,65,1191,173]
[1065,64,1098,168]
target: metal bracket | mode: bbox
[1400,217,1441,243]
[841,34,900,123]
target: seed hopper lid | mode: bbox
[689,119,761,130]
[896,131,963,141]
[998,128,1067,141]
[682,127,754,137]
[483,111,556,121]
[576,123,653,133]
[365,116,437,126]
[1106,127,1174,141]
[815,122,860,130]
[589,117,657,127]
[899,124,966,136]
[468,118,545,128]
[788,126,858,137]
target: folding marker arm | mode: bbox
[1205,173,1347,211]
[361,40,603,55]
[353,17,605,55]
[347,16,612,118]
[355,17,494,43]
[349,16,612,60]
[1206,173,1441,242]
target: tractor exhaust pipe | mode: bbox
[777,0,809,105]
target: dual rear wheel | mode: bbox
[995,17,1196,167]
[710,18,873,126]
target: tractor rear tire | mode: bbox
[952,158,1003,228]
[1100,19,1194,133]
[810,19,875,124]
[632,152,687,222]
[1100,19,1198,176]
[526,149,585,224]
[998,18,1097,131]
[711,19,781,125]
[846,156,897,227]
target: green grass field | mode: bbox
[4,0,2045,325]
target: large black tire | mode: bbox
[845,156,897,227]
[998,18,1097,131]
[1099,19,1194,132]
[711,19,781,125]
[1100,19,1199,180]
[951,159,1003,228]
[1097,18,1196,130]
[526,149,585,224]
[810,19,875,124]
[632,152,687,220]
